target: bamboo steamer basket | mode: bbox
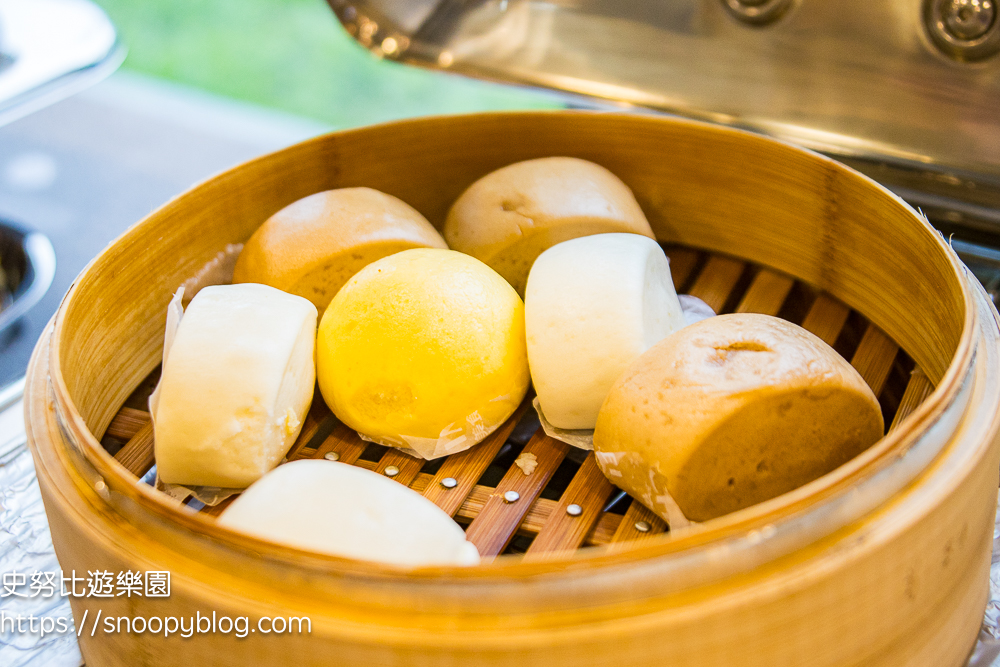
[24,112,1000,666]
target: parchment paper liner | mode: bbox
[356,393,522,461]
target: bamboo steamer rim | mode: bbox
[41,110,978,579]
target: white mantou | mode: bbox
[153,283,317,488]
[218,460,481,567]
[525,233,685,430]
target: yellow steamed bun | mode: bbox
[317,248,529,458]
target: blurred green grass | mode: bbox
[93,0,561,128]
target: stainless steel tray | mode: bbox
[0,220,55,336]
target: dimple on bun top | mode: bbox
[594,313,885,523]
[444,157,654,296]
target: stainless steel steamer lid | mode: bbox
[326,0,1000,237]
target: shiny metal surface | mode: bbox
[328,0,1000,207]
[924,0,1000,61]
[941,0,994,40]
[0,221,55,336]
[722,0,796,25]
[0,0,123,128]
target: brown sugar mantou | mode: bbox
[233,187,447,311]
[593,313,884,523]
[444,157,654,295]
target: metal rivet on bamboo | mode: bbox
[634,520,652,533]
[440,477,458,489]
[323,452,339,462]
[503,491,520,503]
[384,465,400,477]
[566,504,583,517]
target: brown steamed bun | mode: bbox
[444,157,654,295]
[593,313,884,523]
[234,187,447,311]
